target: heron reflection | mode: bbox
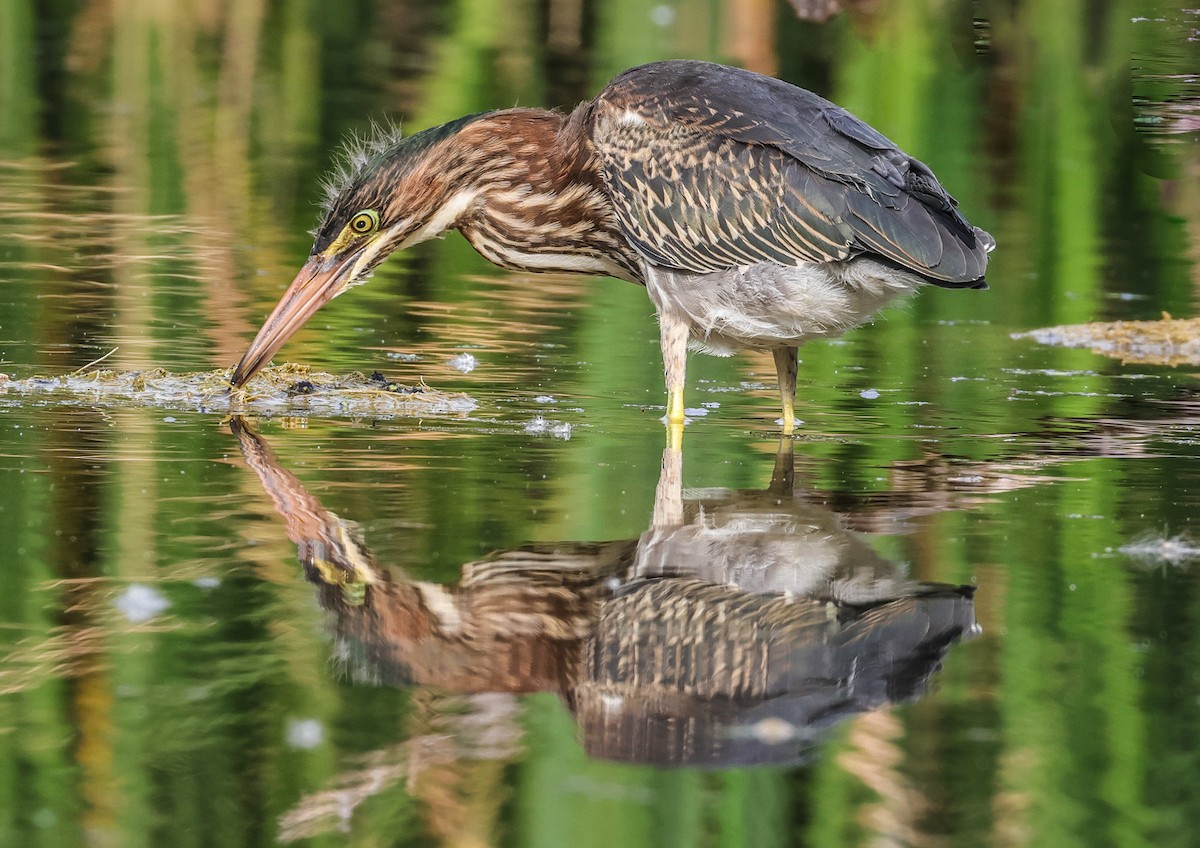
[232,420,975,768]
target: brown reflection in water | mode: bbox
[840,709,926,845]
[543,0,597,108]
[722,0,779,77]
[99,3,267,359]
[399,272,599,364]
[793,396,1200,538]
[43,409,116,837]
[0,161,227,370]
[231,418,976,835]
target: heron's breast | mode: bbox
[643,259,924,351]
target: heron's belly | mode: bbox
[644,259,924,354]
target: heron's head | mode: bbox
[230,115,489,388]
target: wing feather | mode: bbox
[591,60,992,285]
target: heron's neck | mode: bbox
[451,108,644,283]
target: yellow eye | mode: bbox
[348,210,379,236]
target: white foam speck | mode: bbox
[285,718,324,750]
[447,353,477,373]
[525,416,573,440]
[1119,533,1200,566]
[114,584,171,624]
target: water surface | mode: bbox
[1,1,1199,846]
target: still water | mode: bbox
[1,1,1199,846]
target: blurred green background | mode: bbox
[1,0,1199,846]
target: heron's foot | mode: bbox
[666,386,686,424]
[665,387,687,450]
[772,419,801,438]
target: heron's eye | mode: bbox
[348,210,379,236]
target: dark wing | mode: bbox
[590,60,992,286]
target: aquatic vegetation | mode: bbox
[0,363,476,419]
[1014,316,1200,366]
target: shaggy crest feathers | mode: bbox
[310,113,496,243]
[316,117,406,224]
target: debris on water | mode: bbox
[1118,533,1200,567]
[707,381,770,393]
[0,373,8,384]
[859,388,881,399]
[524,416,572,440]
[367,370,423,393]
[535,395,556,404]
[448,352,478,373]
[193,576,221,589]
[385,351,420,362]
[114,584,171,624]
[1013,314,1200,365]
[683,407,709,417]
[0,363,475,419]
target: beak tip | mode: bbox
[229,357,256,389]
[233,253,348,392]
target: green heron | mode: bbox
[231,60,993,433]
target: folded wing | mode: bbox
[591,60,992,287]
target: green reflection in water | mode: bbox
[0,0,1198,847]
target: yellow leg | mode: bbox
[665,414,684,452]
[773,346,798,434]
[667,386,686,424]
[659,308,689,431]
[780,397,796,435]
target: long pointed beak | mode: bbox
[230,251,360,388]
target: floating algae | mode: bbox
[0,363,476,419]
[1013,315,1200,366]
